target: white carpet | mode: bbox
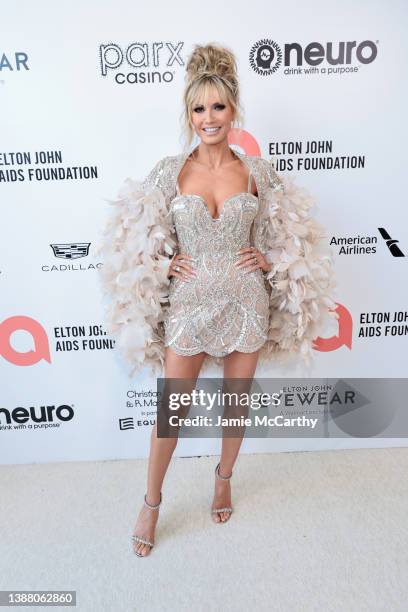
[1,448,407,612]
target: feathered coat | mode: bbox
[96,149,338,377]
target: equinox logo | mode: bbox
[250,38,378,75]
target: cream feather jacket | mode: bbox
[96,149,338,377]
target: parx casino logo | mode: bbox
[99,41,185,85]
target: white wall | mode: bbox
[1,0,407,464]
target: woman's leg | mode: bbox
[132,347,207,555]
[211,349,260,523]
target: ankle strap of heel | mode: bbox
[215,462,232,480]
[144,491,162,509]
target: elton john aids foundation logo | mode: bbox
[0,316,51,366]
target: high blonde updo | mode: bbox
[180,42,244,149]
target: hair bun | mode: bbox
[186,43,238,90]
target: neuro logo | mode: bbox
[50,242,91,259]
[0,404,74,426]
[249,39,282,75]
[0,316,51,366]
[313,303,353,353]
[249,38,378,74]
[378,228,405,257]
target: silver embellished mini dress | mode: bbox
[163,168,270,357]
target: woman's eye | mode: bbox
[193,104,226,113]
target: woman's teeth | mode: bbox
[203,127,221,132]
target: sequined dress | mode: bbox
[163,168,270,357]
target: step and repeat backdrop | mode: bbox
[1,0,407,464]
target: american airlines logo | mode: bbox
[378,228,405,257]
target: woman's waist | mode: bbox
[177,242,252,263]
[170,254,266,288]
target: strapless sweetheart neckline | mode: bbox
[173,191,259,222]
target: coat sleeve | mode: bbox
[255,159,338,364]
[95,156,178,377]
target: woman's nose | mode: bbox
[204,109,214,122]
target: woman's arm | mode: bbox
[259,159,338,362]
[95,157,178,377]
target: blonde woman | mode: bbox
[97,43,336,557]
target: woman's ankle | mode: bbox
[144,492,161,507]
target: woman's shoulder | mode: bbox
[142,153,181,192]
[244,152,272,169]
[240,153,283,190]
[149,152,183,173]
[235,151,271,173]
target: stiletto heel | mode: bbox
[211,462,233,523]
[131,492,162,556]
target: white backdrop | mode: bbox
[1,0,407,464]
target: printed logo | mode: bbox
[50,242,91,260]
[0,404,74,427]
[0,316,51,366]
[99,41,185,85]
[249,39,282,75]
[250,38,378,75]
[0,52,29,72]
[119,416,156,430]
[378,227,405,257]
[313,303,353,353]
[228,128,262,156]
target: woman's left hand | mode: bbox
[234,246,272,274]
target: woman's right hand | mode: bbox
[167,253,197,282]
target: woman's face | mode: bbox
[190,85,235,145]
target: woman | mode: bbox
[97,43,337,557]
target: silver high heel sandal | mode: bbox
[211,462,233,523]
[131,492,162,557]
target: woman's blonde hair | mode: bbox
[180,43,245,150]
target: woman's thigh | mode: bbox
[161,347,208,425]
[223,349,260,379]
[164,346,207,379]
